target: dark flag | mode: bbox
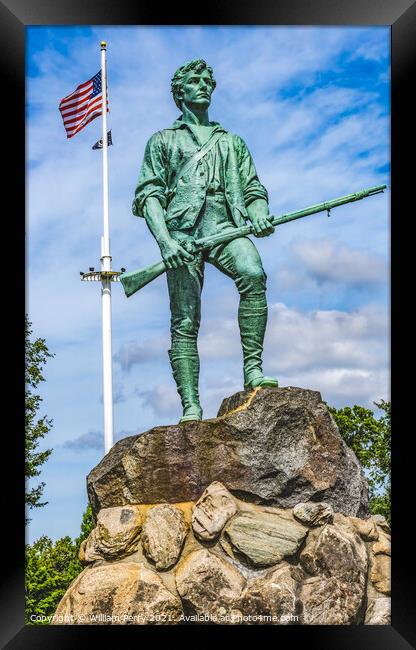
[92,130,113,149]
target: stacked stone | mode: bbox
[54,482,390,625]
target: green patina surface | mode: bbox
[131,60,278,422]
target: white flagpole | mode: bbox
[100,41,114,454]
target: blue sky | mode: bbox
[26,25,390,544]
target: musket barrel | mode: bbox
[271,184,386,227]
[120,184,386,298]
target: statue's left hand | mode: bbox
[250,213,275,238]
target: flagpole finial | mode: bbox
[101,41,107,49]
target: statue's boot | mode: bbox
[168,341,203,423]
[239,294,279,391]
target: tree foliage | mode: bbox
[74,503,95,549]
[25,504,94,624]
[25,316,54,520]
[25,317,96,623]
[329,400,391,524]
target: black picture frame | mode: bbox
[3,0,414,647]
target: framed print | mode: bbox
[3,0,414,646]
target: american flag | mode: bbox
[59,71,109,139]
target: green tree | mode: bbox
[25,503,95,625]
[329,400,391,524]
[74,503,94,549]
[25,315,54,522]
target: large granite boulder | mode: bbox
[369,553,391,595]
[292,502,334,527]
[53,562,183,625]
[175,549,245,623]
[220,510,308,567]
[240,563,304,624]
[82,505,142,562]
[364,597,391,625]
[87,387,369,519]
[141,504,188,570]
[192,481,238,541]
[299,522,368,584]
[300,575,365,625]
[299,521,368,624]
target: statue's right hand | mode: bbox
[160,238,194,270]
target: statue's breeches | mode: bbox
[166,234,267,342]
[166,196,269,397]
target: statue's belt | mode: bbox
[206,187,224,195]
[169,131,225,196]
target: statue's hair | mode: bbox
[171,59,216,109]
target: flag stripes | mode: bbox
[59,70,109,139]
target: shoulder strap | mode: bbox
[170,130,225,193]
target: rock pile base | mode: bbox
[54,387,389,625]
[54,483,390,625]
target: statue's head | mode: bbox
[171,59,216,111]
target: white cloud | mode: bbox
[265,302,388,373]
[114,335,169,371]
[291,238,387,285]
[136,383,181,419]
[349,31,390,62]
[62,428,137,451]
[62,429,103,451]
[280,367,389,409]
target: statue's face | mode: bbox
[181,68,214,111]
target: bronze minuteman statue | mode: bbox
[131,59,278,422]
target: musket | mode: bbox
[120,184,386,298]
